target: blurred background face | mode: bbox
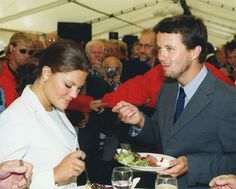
[45,32,58,48]
[103,57,121,77]
[131,43,140,59]
[101,57,122,87]
[215,45,227,67]
[103,41,111,59]
[11,40,34,68]
[228,49,236,65]
[138,32,156,62]
[109,43,119,58]
[87,43,104,71]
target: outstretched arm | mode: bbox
[102,65,165,108]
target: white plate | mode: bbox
[76,186,86,189]
[76,184,112,189]
[116,149,175,172]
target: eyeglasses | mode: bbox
[138,43,154,50]
[18,48,34,56]
[47,38,57,42]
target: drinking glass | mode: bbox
[155,174,178,189]
[111,167,133,189]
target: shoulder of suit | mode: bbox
[206,72,236,95]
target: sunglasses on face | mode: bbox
[18,48,34,56]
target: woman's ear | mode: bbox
[42,66,52,82]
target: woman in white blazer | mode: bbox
[0,40,90,189]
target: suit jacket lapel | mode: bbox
[158,81,178,139]
[169,73,215,137]
[166,84,178,132]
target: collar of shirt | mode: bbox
[179,65,208,107]
[90,68,101,77]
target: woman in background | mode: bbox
[0,40,90,189]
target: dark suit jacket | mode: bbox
[136,72,236,189]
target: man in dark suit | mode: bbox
[112,15,236,189]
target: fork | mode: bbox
[85,168,91,186]
[19,148,30,185]
[19,159,28,184]
[76,148,91,185]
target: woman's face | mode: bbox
[11,41,33,68]
[42,68,88,111]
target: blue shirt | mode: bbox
[0,86,6,114]
[48,108,75,146]
[178,65,208,107]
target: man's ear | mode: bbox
[191,45,202,61]
[42,66,52,81]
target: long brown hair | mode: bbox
[16,40,90,93]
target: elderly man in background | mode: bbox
[138,29,157,68]
[121,29,158,82]
[85,40,104,75]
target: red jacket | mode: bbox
[68,94,94,112]
[101,62,235,108]
[0,62,19,107]
[102,64,164,108]
[69,63,235,111]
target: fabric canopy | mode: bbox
[0,0,235,46]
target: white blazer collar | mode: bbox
[21,86,78,151]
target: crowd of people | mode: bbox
[0,14,236,189]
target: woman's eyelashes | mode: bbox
[65,83,73,89]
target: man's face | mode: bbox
[138,32,156,63]
[227,49,236,65]
[156,32,194,80]
[87,43,104,71]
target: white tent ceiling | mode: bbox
[0,0,235,47]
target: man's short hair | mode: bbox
[226,39,236,53]
[153,15,207,63]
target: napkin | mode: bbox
[131,177,141,189]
